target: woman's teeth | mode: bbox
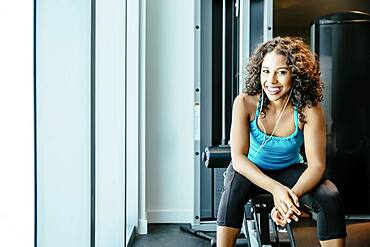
[266,86,281,94]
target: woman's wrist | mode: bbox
[268,180,282,195]
[291,187,302,198]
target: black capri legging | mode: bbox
[217,162,347,241]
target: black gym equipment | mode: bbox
[203,146,297,247]
[311,11,370,215]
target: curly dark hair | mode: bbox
[243,36,323,123]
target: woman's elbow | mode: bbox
[231,154,245,172]
[308,162,326,176]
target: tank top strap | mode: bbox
[255,94,262,118]
[294,105,299,129]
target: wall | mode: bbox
[0,1,34,246]
[146,0,195,223]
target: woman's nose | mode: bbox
[267,72,277,84]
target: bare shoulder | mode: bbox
[302,102,325,124]
[233,93,258,119]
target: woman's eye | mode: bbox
[277,70,288,75]
[262,69,269,74]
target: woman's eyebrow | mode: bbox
[261,66,289,69]
[276,66,289,69]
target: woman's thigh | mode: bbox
[300,178,344,213]
[272,163,308,188]
[217,163,261,229]
[272,164,346,234]
[299,179,347,240]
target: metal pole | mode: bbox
[221,0,227,145]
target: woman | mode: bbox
[217,37,347,247]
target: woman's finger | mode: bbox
[288,190,300,207]
[277,214,287,225]
[276,218,286,226]
[276,205,290,225]
[290,214,299,222]
[279,200,289,214]
[282,203,297,223]
[276,204,286,218]
[277,210,285,221]
[290,205,301,216]
[272,208,287,226]
[286,202,301,216]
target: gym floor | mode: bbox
[130,220,370,247]
[130,224,210,247]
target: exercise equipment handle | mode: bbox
[202,145,231,168]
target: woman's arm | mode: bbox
[291,103,326,197]
[230,94,300,217]
[230,94,277,191]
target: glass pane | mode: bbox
[36,1,91,246]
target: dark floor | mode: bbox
[130,220,370,247]
[130,224,211,247]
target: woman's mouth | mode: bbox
[265,86,282,95]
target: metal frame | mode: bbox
[263,0,273,41]
[193,0,274,232]
[193,0,202,228]
[239,0,250,93]
[222,0,227,142]
[244,199,296,247]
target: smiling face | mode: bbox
[260,50,293,102]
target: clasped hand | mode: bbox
[271,184,301,226]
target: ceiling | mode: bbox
[274,0,370,27]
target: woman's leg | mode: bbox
[320,238,345,247]
[300,179,347,246]
[273,164,347,246]
[217,163,259,246]
[216,226,241,247]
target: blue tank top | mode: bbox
[248,97,304,170]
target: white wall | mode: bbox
[0,1,34,246]
[146,0,195,223]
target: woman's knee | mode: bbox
[217,226,240,247]
[315,179,340,199]
[309,180,347,240]
[311,179,343,210]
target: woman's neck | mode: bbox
[267,95,292,114]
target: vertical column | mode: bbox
[194,0,202,226]
[95,0,126,246]
[138,0,148,235]
[239,0,250,93]
[36,1,91,246]
[126,0,139,243]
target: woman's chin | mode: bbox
[265,91,281,100]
